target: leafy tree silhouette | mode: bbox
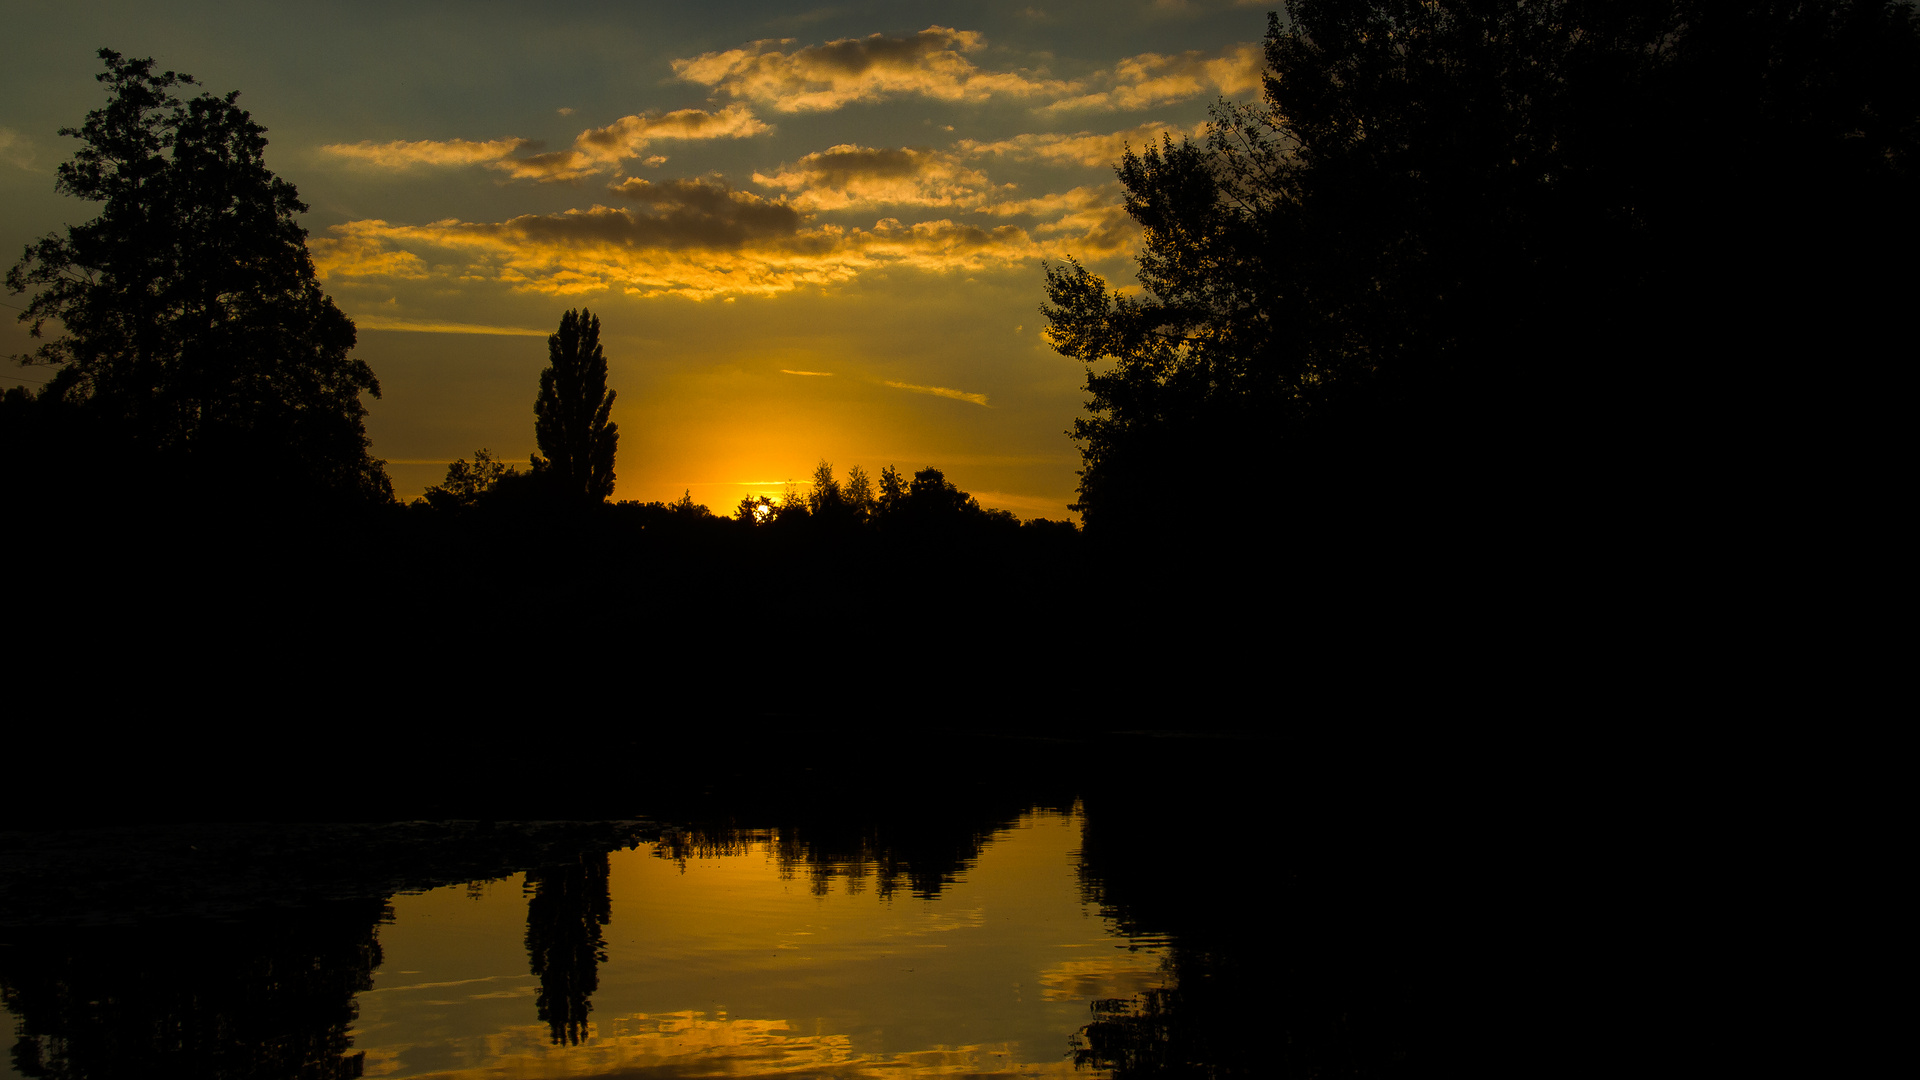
[422,448,520,513]
[843,465,876,526]
[1043,1,1920,535]
[734,492,776,525]
[5,49,389,504]
[807,458,846,520]
[532,309,617,505]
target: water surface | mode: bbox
[3,809,1169,1080]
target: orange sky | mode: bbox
[1,2,1273,517]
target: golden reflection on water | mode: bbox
[350,808,1161,1079]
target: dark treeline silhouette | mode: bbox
[14,40,1550,831]
[1045,0,1918,554]
[2,757,1094,1071]
[2,735,1469,1078]
[0,897,389,1080]
[1067,736,1452,1079]
[0,822,649,1076]
[639,737,1081,902]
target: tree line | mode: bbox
[415,304,1069,539]
[12,3,1917,551]
[1045,0,1919,540]
[0,48,1071,546]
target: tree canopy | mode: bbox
[6,49,390,504]
[1044,1,1920,535]
[533,308,618,505]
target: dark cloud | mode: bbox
[602,177,804,243]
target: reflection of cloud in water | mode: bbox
[357,1010,1085,1079]
[1038,955,1168,1001]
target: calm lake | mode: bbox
[365,809,1154,1078]
[0,733,1436,1079]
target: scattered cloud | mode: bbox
[320,105,768,182]
[781,369,833,376]
[601,176,805,239]
[582,105,769,166]
[956,121,1207,167]
[307,231,433,279]
[501,104,771,181]
[885,380,989,406]
[981,184,1138,251]
[673,26,1077,112]
[557,107,575,115]
[320,137,532,169]
[1,128,38,170]
[311,202,1115,300]
[353,315,550,336]
[753,145,998,210]
[1040,42,1262,112]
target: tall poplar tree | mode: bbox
[533,308,618,504]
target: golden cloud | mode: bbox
[351,315,550,336]
[314,207,1056,300]
[602,176,805,237]
[1041,42,1263,112]
[321,106,767,182]
[753,144,998,211]
[885,381,989,406]
[310,169,1137,300]
[498,104,771,181]
[307,231,433,279]
[956,121,1209,167]
[673,26,1076,112]
[319,137,532,168]
[979,184,1138,254]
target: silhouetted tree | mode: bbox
[876,465,908,522]
[5,49,390,504]
[734,493,775,525]
[1044,1,1920,533]
[843,465,876,525]
[669,489,712,518]
[865,465,1017,540]
[807,458,845,519]
[421,448,519,513]
[906,466,977,519]
[775,478,811,524]
[807,459,881,529]
[532,309,617,505]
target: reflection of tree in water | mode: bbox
[650,796,1075,902]
[523,853,612,1046]
[0,897,389,1080]
[630,726,1078,902]
[1069,737,1432,1079]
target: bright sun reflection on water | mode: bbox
[348,807,1165,1079]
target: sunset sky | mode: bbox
[2,1,1272,516]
